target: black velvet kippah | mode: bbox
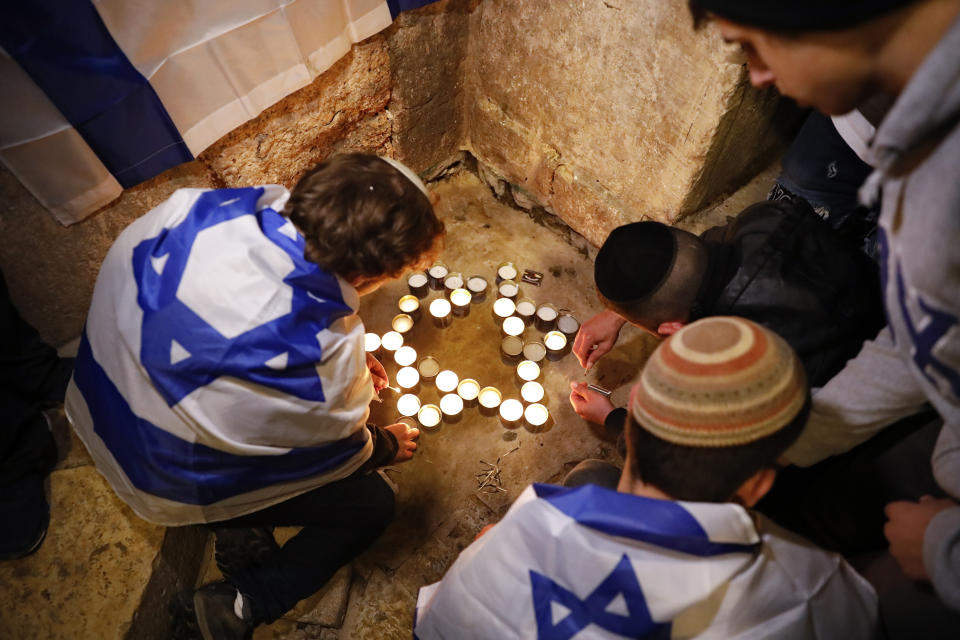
[693,0,913,31]
[595,222,676,303]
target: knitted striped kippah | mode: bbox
[632,317,807,447]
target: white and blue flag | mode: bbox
[0,0,438,224]
[414,484,880,639]
[65,185,375,525]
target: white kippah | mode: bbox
[379,156,429,197]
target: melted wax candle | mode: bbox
[521,381,545,403]
[493,297,516,320]
[418,404,441,428]
[478,386,502,409]
[397,394,421,417]
[396,366,420,389]
[524,403,549,428]
[394,345,417,367]
[516,360,541,382]
[381,331,403,352]
[435,370,459,393]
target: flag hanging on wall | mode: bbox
[0,0,437,225]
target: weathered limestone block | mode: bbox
[0,466,166,639]
[0,161,216,346]
[386,0,477,178]
[199,37,394,189]
[464,0,796,245]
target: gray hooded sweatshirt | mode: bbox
[783,13,960,609]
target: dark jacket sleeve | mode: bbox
[357,424,399,473]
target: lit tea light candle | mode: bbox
[418,404,442,429]
[435,369,459,393]
[522,340,546,363]
[521,381,545,403]
[457,378,480,407]
[515,298,536,324]
[544,330,568,360]
[478,386,502,416]
[429,297,452,328]
[497,261,519,283]
[407,272,429,297]
[394,345,417,367]
[396,366,420,390]
[418,356,440,381]
[492,297,516,321]
[498,279,519,299]
[516,359,541,382]
[392,313,414,334]
[427,262,449,290]
[439,393,464,422]
[500,335,524,365]
[450,288,472,317]
[523,403,550,429]
[502,316,525,337]
[397,393,421,417]
[535,303,559,332]
[444,272,465,292]
[364,332,381,354]
[398,294,421,316]
[467,275,488,299]
[499,398,524,427]
[381,331,404,353]
[557,310,580,339]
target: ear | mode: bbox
[657,321,686,336]
[734,468,777,508]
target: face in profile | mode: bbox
[713,17,879,115]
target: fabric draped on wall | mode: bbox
[0,0,436,226]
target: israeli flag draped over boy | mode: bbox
[416,317,879,639]
[65,185,374,525]
[414,483,878,639]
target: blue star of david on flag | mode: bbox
[530,554,671,640]
[131,187,354,407]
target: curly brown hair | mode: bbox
[285,154,444,281]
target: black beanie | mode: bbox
[692,0,915,31]
[595,222,676,303]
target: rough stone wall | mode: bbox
[0,0,794,345]
[463,0,795,247]
[385,0,477,177]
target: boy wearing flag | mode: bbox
[414,317,879,639]
[65,153,443,639]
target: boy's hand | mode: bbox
[569,381,615,424]
[573,310,626,370]
[366,353,389,392]
[385,422,420,462]
[884,495,957,580]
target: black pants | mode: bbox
[210,467,395,623]
[0,270,70,557]
[756,410,943,557]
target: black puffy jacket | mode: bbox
[696,199,884,387]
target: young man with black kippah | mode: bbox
[684,0,960,632]
[570,196,884,431]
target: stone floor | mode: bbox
[0,162,777,639]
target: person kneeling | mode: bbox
[66,154,442,639]
[415,317,879,639]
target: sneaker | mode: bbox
[211,526,278,582]
[193,582,255,640]
[0,473,50,561]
